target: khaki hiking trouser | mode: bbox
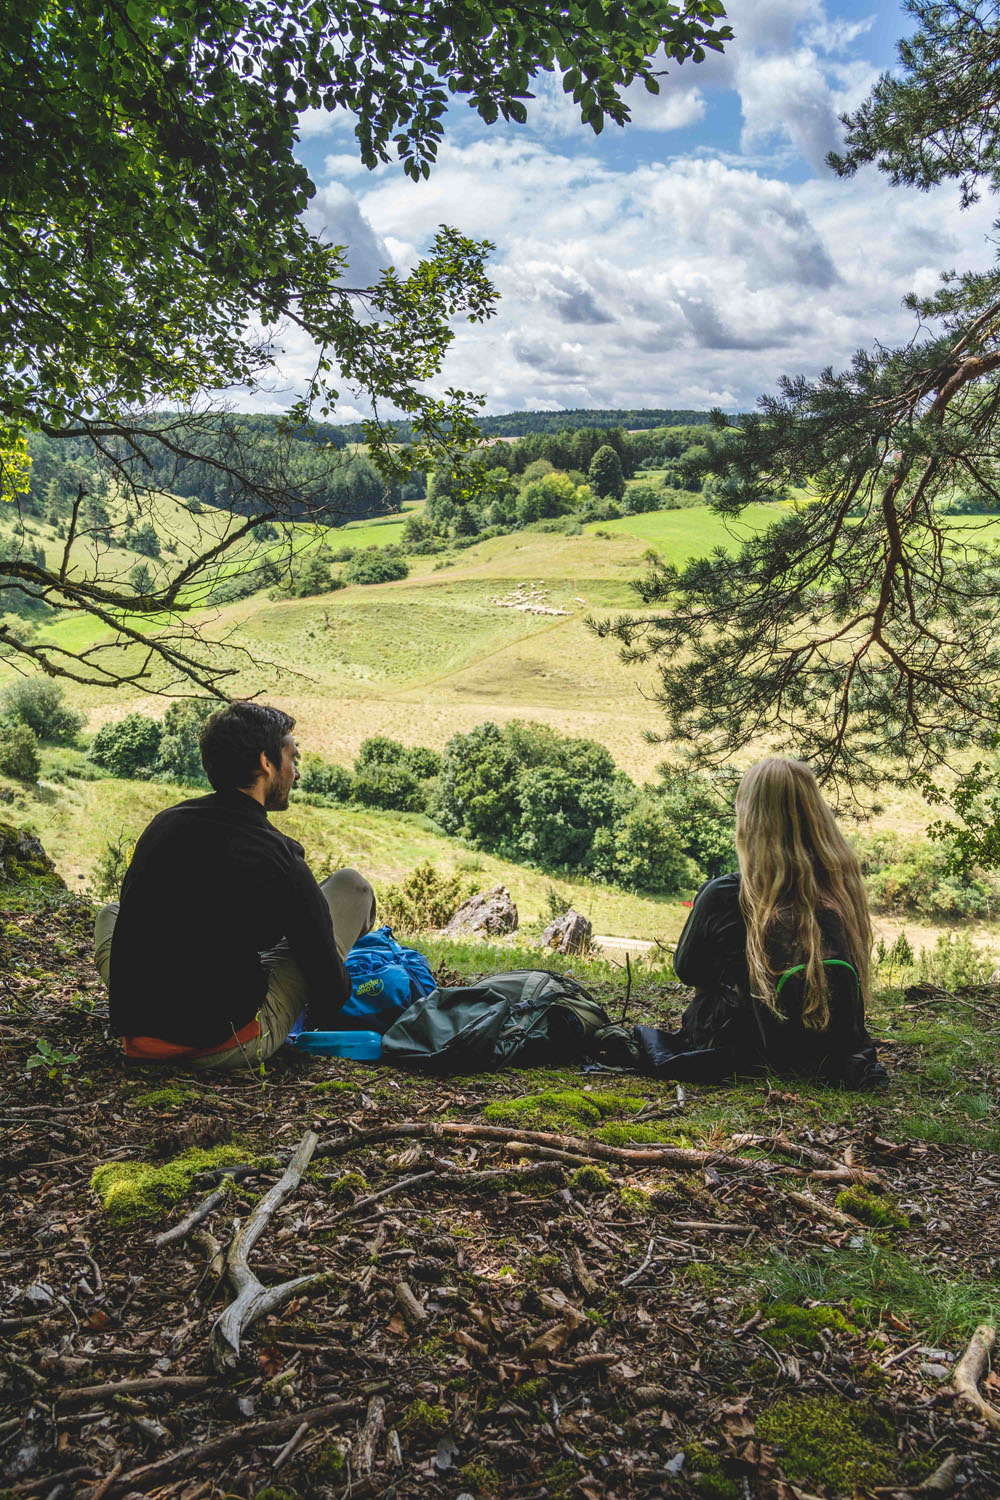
[94,867,376,1071]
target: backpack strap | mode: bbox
[774,958,860,1001]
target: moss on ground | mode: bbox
[594,1121,681,1146]
[130,1086,203,1110]
[400,1399,450,1440]
[90,1144,248,1223]
[460,1460,500,1494]
[543,1459,579,1498]
[483,1088,600,1129]
[836,1185,910,1229]
[757,1394,895,1490]
[685,1442,740,1500]
[482,1087,651,1133]
[570,1164,613,1192]
[328,1170,368,1200]
[309,1079,357,1094]
[764,1302,860,1349]
[307,1441,347,1483]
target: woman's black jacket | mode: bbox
[635,873,887,1088]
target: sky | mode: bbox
[258,0,999,420]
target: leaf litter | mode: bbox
[1,894,999,1498]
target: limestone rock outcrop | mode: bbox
[540,909,592,955]
[0,820,65,891]
[443,884,518,937]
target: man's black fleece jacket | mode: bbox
[108,789,350,1046]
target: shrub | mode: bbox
[351,738,434,811]
[91,829,135,902]
[288,551,343,597]
[0,678,84,744]
[859,833,1000,919]
[352,761,425,812]
[299,754,354,801]
[516,763,616,869]
[405,745,441,780]
[433,722,521,847]
[436,718,667,880]
[342,546,409,585]
[622,483,661,514]
[0,720,40,781]
[378,861,471,932]
[655,767,737,880]
[589,796,695,894]
[155,699,213,783]
[89,713,162,778]
[917,933,996,989]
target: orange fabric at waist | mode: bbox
[124,1016,261,1061]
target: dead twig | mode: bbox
[314,1121,789,1175]
[729,1131,883,1186]
[329,1169,437,1224]
[85,1460,122,1500]
[154,1178,234,1249]
[101,1400,361,1497]
[784,1189,856,1228]
[395,1281,427,1326]
[620,1237,656,1287]
[210,1127,327,1371]
[57,1375,213,1408]
[953,1322,1000,1432]
[273,1419,311,1473]
[352,1396,386,1476]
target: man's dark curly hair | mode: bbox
[199,701,295,792]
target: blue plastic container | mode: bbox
[293,1030,382,1060]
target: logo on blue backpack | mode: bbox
[342,926,436,1029]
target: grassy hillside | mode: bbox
[6,500,973,823]
[7,769,691,944]
[9,499,1000,948]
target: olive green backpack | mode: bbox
[380,969,611,1073]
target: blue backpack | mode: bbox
[341,926,436,1031]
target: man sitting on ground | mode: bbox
[94,700,375,1068]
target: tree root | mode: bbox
[210,1127,328,1372]
[952,1323,1000,1432]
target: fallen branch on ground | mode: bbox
[56,1375,214,1408]
[729,1132,883,1186]
[313,1122,789,1174]
[784,1189,856,1228]
[99,1399,362,1497]
[210,1127,328,1372]
[155,1178,235,1249]
[952,1323,1000,1432]
[353,1395,386,1475]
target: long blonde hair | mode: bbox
[735,758,872,1028]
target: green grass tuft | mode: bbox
[756,1242,997,1345]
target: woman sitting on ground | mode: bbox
[642,756,886,1088]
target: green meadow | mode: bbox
[12,765,690,945]
[7,496,1000,945]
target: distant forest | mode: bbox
[333,407,719,443]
